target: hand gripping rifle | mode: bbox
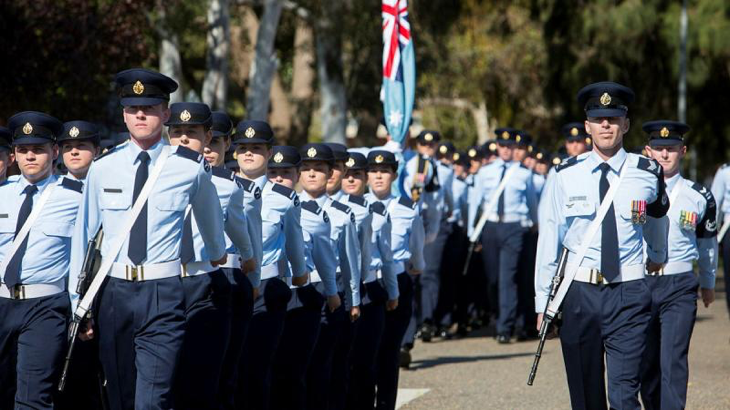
[527,247,569,386]
[58,229,103,392]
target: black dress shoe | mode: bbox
[399,348,412,369]
[420,324,434,342]
[497,334,511,344]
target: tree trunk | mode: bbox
[202,0,230,110]
[315,3,347,144]
[246,0,283,120]
[289,16,316,145]
[156,0,183,104]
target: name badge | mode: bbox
[0,214,8,219]
[631,200,647,225]
[103,188,123,193]
[679,210,697,231]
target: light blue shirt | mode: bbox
[187,167,253,263]
[534,149,670,312]
[450,175,469,228]
[70,139,227,304]
[300,200,338,296]
[238,174,263,287]
[468,158,538,237]
[367,194,426,273]
[660,174,717,289]
[260,179,307,279]
[711,163,730,217]
[403,154,442,243]
[301,191,361,308]
[0,174,82,291]
[364,197,399,300]
[344,194,373,287]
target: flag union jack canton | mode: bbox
[382,0,416,145]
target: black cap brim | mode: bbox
[232,137,271,145]
[13,136,56,145]
[120,96,168,107]
[585,108,627,118]
[649,139,684,147]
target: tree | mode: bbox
[202,0,231,109]
[246,0,284,120]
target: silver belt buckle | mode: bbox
[588,269,605,285]
[125,265,145,281]
[10,285,26,300]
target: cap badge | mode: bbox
[133,80,145,95]
[273,152,284,163]
[424,133,433,142]
[468,148,477,157]
[553,157,561,165]
[375,154,384,164]
[660,127,670,138]
[69,126,80,138]
[439,145,448,154]
[307,147,317,158]
[22,122,33,135]
[453,153,460,161]
[570,127,579,136]
[600,92,612,106]
[528,145,533,153]
[488,143,497,151]
[536,152,543,160]
[516,135,522,143]
[346,157,355,168]
[586,137,592,145]
[180,110,192,122]
[245,127,255,138]
[501,131,509,140]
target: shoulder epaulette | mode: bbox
[61,177,83,193]
[398,196,416,209]
[636,157,662,177]
[175,146,204,163]
[212,166,235,181]
[235,176,261,199]
[520,163,529,170]
[348,194,367,208]
[330,200,351,214]
[370,201,387,216]
[271,182,296,199]
[554,156,578,173]
[301,200,321,215]
[93,145,118,162]
[690,182,715,206]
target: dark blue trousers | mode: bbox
[330,306,360,410]
[376,272,413,410]
[0,292,69,410]
[433,223,465,328]
[348,281,387,410]
[218,267,253,410]
[481,222,526,335]
[721,237,730,317]
[307,289,347,410]
[175,269,232,410]
[560,280,651,410]
[419,220,451,324]
[271,284,323,410]
[517,228,538,333]
[97,276,186,410]
[55,336,107,410]
[237,277,291,410]
[640,273,699,410]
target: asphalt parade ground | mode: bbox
[396,290,730,409]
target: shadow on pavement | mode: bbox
[408,352,534,371]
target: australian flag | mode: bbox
[382,0,415,145]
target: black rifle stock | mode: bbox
[58,230,102,392]
[527,247,569,386]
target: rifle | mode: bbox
[527,247,569,386]
[58,229,103,392]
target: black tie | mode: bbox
[497,164,507,217]
[180,211,195,264]
[5,185,38,288]
[599,163,619,281]
[128,151,150,265]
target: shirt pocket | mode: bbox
[100,191,132,210]
[155,192,188,212]
[564,200,595,219]
[42,222,74,238]
[0,219,17,234]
